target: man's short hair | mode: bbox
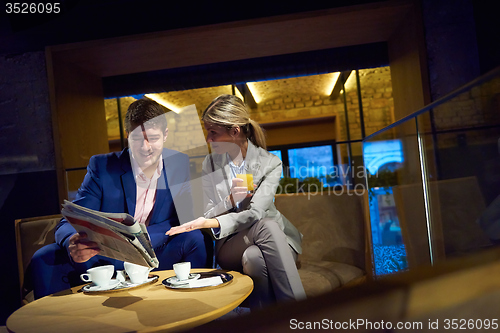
[124,97,168,133]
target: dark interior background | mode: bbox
[1,0,499,325]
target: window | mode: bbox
[268,141,340,187]
[268,150,282,160]
[363,139,404,175]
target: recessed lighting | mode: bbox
[144,94,181,113]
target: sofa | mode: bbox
[16,190,370,302]
[274,190,371,297]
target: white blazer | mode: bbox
[202,140,303,254]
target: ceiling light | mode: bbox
[144,94,181,113]
[246,82,262,104]
[344,73,357,91]
[234,86,244,101]
[325,72,341,96]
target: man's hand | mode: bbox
[68,232,100,263]
[166,217,220,236]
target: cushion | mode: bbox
[275,193,366,269]
[15,215,60,304]
[18,218,58,273]
[299,260,365,297]
[275,193,368,297]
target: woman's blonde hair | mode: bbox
[202,94,267,149]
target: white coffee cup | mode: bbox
[80,265,114,286]
[124,262,151,284]
[115,270,127,282]
[173,262,191,281]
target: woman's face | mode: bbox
[204,122,238,154]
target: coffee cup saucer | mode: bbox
[165,273,201,285]
[125,275,158,287]
[83,279,121,292]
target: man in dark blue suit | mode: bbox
[30,98,207,299]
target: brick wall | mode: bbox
[0,51,60,323]
[0,52,55,174]
[433,76,500,148]
[105,66,396,161]
[250,66,395,157]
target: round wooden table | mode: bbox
[7,269,253,333]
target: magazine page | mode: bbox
[63,200,140,234]
[63,211,151,266]
[137,223,156,261]
[61,201,159,268]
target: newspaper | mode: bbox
[61,200,159,268]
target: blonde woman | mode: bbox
[167,94,305,308]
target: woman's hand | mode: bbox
[230,178,256,207]
[166,217,220,236]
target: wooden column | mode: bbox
[46,51,108,203]
[387,1,441,267]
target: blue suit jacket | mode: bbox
[56,148,193,251]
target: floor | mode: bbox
[216,306,251,320]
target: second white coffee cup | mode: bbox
[173,262,191,281]
[124,262,151,284]
[80,265,114,286]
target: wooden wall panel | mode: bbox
[51,1,412,77]
[388,2,430,122]
[264,117,336,147]
[386,1,436,267]
[47,54,108,203]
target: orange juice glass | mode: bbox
[236,173,254,192]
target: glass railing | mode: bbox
[363,67,500,276]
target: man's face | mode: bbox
[128,124,167,172]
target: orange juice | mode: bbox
[236,174,254,191]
